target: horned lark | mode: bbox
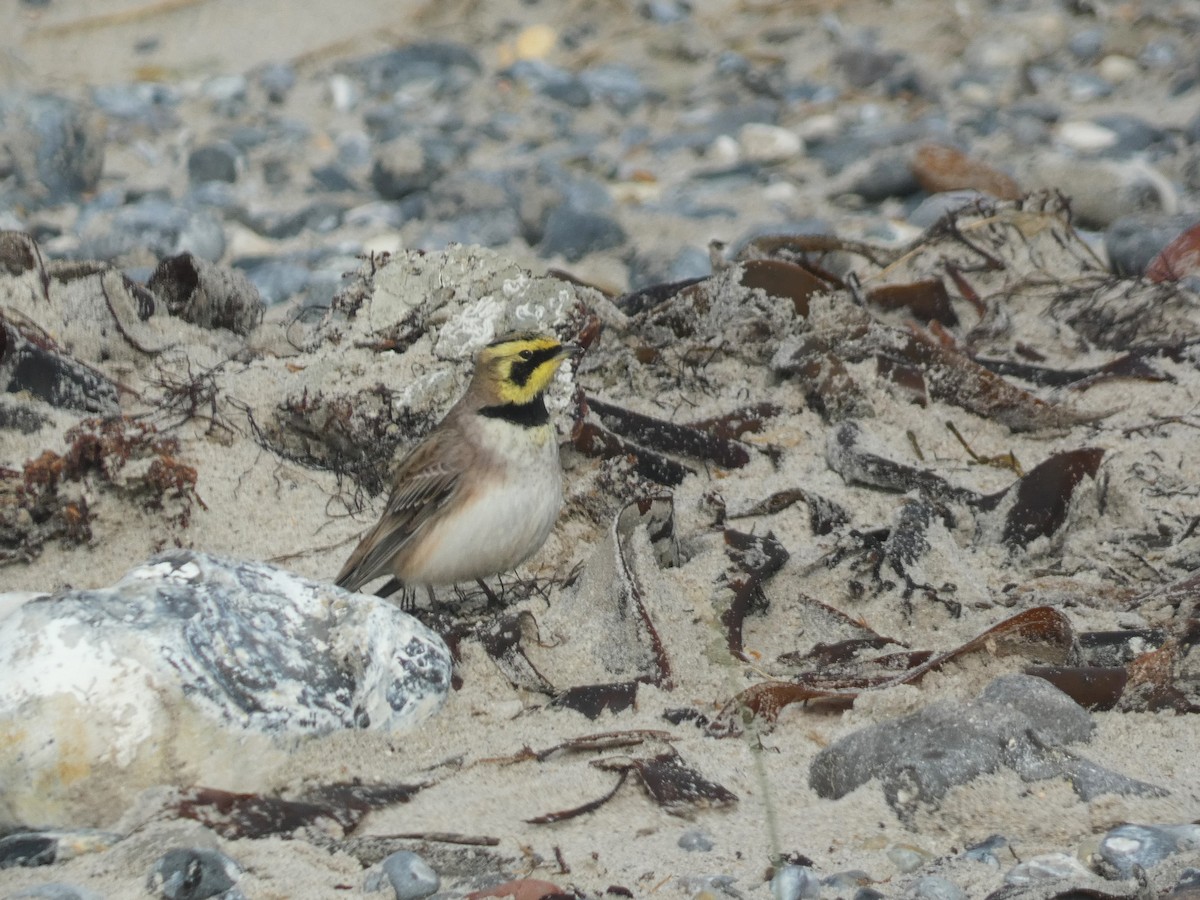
[335,331,580,601]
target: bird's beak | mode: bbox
[559,342,583,359]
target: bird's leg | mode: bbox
[476,578,503,608]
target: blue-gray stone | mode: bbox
[771,864,820,899]
[579,64,646,113]
[0,92,106,205]
[257,62,296,103]
[365,850,440,899]
[835,45,903,89]
[1098,823,1200,877]
[348,43,481,95]
[505,60,591,108]
[913,875,966,900]
[1067,28,1107,62]
[908,191,989,229]
[148,847,242,900]
[849,152,922,202]
[963,834,1008,866]
[188,142,241,185]
[236,258,312,306]
[677,829,714,852]
[1091,114,1170,157]
[640,0,691,23]
[809,674,1161,819]
[1105,214,1199,276]
[539,205,627,261]
[91,82,179,124]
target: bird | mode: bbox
[335,330,580,604]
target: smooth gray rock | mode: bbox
[809,675,1162,818]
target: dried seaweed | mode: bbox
[466,878,576,899]
[528,749,736,824]
[168,782,423,838]
[2,416,205,563]
[720,529,790,661]
[866,280,958,326]
[0,310,120,414]
[710,606,1075,735]
[571,420,692,486]
[585,395,751,469]
[974,447,1105,547]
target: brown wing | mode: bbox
[335,428,470,592]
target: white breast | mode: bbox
[406,420,564,586]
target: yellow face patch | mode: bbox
[479,334,570,405]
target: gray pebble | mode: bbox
[539,205,627,261]
[0,92,106,205]
[1105,213,1199,276]
[913,875,966,900]
[886,845,928,874]
[848,152,921,202]
[147,847,242,900]
[1098,823,1200,878]
[1004,852,1091,885]
[348,42,481,95]
[677,829,714,852]
[364,850,440,899]
[505,60,591,108]
[579,64,646,114]
[256,62,296,103]
[963,834,1007,867]
[640,0,691,23]
[1067,28,1107,62]
[907,190,989,229]
[188,142,241,185]
[771,864,820,899]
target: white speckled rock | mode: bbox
[0,551,451,830]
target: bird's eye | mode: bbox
[519,349,533,360]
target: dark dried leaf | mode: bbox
[972,354,1170,391]
[975,448,1105,547]
[478,612,556,696]
[169,783,421,838]
[0,312,120,414]
[618,753,738,814]
[827,421,979,504]
[900,327,1104,431]
[866,280,958,326]
[876,354,929,406]
[1146,221,1200,283]
[712,606,1075,735]
[587,396,751,468]
[571,420,692,486]
[1024,666,1128,710]
[551,681,639,719]
[722,529,790,661]
[738,258,832,317]
[684,402,781,441]
[526,771,630,825]
[911,144,1021,201]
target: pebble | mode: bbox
[363,850,440,899]
[1097,823,1200,878]
[912,875,967,900]
[1104,213,1199,276]
[538,205,627,261]
[771,864,821,900]
[963,834,1008,867]
[1004,852,1092,885]
[188,141,242,185]
[886,845,930,874]
[739,122,803,163]
[809,674,1161,818]
[147,847,243,900]
[677,829,714,852]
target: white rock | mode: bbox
[738,123,803,164]
[1056,120,1119,153]
[1097,54,1139,84]
[0,552,452,829]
